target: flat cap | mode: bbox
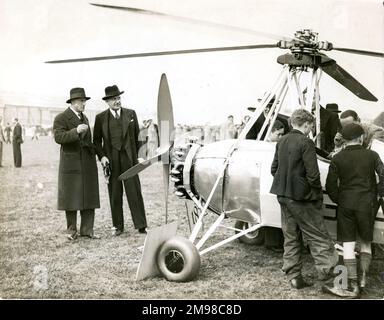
[341,123,364,141]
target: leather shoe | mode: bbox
[138,228,147,234]
[290,276,312,289]
[115,230,123,236]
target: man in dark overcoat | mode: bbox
[93,85,147,236]
[53,87,100,240]
[12,118,23,167]
[317,106,342,153]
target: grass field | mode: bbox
[0,136,383,299]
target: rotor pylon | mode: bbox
[256,64,323,148]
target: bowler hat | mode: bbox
[66,87,90,104]
[326,103,341,113]
[341,123,364,141]
[102,85,124,100]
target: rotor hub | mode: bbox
[277,29,333,56]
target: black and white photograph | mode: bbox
[0,0,384,304]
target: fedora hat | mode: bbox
[102,85,124,100]
[66,87,90,104]
[326,103,341,113]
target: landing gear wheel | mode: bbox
[235,220,265,245]
[157,236,201,282]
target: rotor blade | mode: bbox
[118,146,170,180]
[90,3,294,42]
[45,44,277,63]
[321,62,378,101]
[333,47,384,58]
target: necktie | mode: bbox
[114,109,120,120]
[78,112,84,123]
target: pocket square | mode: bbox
[129,119,134,122]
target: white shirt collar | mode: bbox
[110,108,121,118]
[69,106,81,119]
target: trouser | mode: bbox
[66,209,95,236]
[278,196,339,280]
[13,142,22,167]
[0,141,3,166]
[108,148,147,231]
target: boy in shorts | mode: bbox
[323,123,384,298]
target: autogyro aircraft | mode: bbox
[46,3,384,282]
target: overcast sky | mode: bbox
[0,0,383,124]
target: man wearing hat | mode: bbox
[302,89,342,153]
[323,123,384,298]
[93,85,147,235]
[53,88,100,240]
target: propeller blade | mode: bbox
[163,163,170,224]
[157,73,174,224]
[90,3,294,42]
[118,146,170,181]
[321,61,378,101]
[158,74,175,149]
[333,47,384,58]
[45,44,277,63]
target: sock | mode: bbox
[359,252,372,273]
[344,259,358,281]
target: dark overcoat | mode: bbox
[12,123,23,143]
[319,107,342,153]
[270,129,323,201]
[53,108,100,211]
[93,108,143,166]
[12,122,23,167]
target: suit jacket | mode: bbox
[12,123,23,144]
[53,108,100,211]
[326,145,384,212]
[93,107,143,167]
[270,129,323,201]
